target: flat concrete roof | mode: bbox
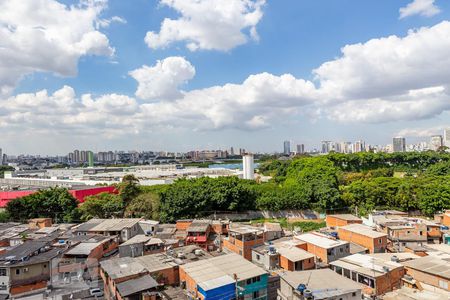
[281,269,362,299]
[330,254,403,278]
[340,224,387,238]
[295,233,348,249]
[328,214,362,221]
[277,246,314,262]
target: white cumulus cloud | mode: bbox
[0,0,114,96]
[129,57,195,101]
[399,0,441,19]
[145,0,266,51]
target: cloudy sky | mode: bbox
[1,0,450,155]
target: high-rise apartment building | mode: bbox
[353,140,365,153]
[283,140,291,155]
[393,137,406,153]
[296,144,305,154]
[444,128,450,148]
[0,148,2,165]
[321,141,332,153]
[430,135,443,151]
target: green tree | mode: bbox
[417,177,450,216]
[159,177,258,222]
[124,192,160,220]
[6,188,78,222]
[78,193,124,221]
[118,174,140,204]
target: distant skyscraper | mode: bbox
[88,151,94,167]
[430,135,443,151]
[283,141,291,155]
[73,150,80,163]
[444,128,450,148]
[321,141,332,154]
[296,144,305,154]
[0,148,2,165]
[242,154,255,180]
[353,140,365,153]
[230,147,235,156]
[393,137,406,153]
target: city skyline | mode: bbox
[1,0,450,154]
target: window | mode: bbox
[340,248,343,253]
[15,269,20,275]
[253,291,259,298]
[438,280,448,290]
[0,269,6,276]
[419,231,423,236]
[246,279,251,285]
[23,268,29,273]
[352,292,356,297]
[378,238,382,244]
[43,264,47,268]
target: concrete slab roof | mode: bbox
[340,224,387,238]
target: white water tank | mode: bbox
[242,154,255,180]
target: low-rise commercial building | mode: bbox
[338,224,387,253]
[278,269,362,300]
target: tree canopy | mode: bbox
[6,187,79,222]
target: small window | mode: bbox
[43,264,47,268]
[253,291,260,298]
[340,248,343,253]
[0,269,6,276]
[23,268,29,273]
[256,254,260,260]
[15,269,20,275]
[352,292,356,297]
[246,279,251,285]
[378,238,382,244]
[438,280,448,290]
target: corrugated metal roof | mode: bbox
[89,218,142,232]
[65,242,101,256]
[403,256,450,279]
[181,253,266,288]
[116,274,158,297]
[295,233,348,249]
[120,234,152,246]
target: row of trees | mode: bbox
[3,152,450,223]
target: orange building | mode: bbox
[295,232,350,264]
[223,224,264,260]
[326,214,362,228]
[277,246,315,271]
[403,256,450,292]
[443,210,450,227]
[338,224,387,253]
[28,218,52,229]
[330,253,405,297]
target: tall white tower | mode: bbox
[242,154,255,180]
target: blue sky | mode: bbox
[1,0,450,154]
